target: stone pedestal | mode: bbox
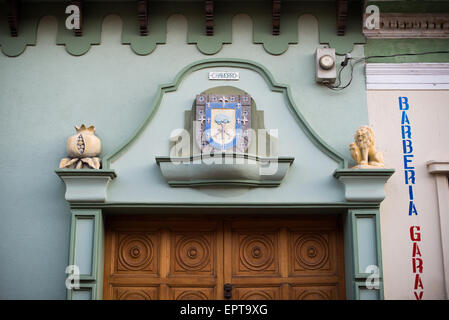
[55,169,116,203]
[334,169,395,202]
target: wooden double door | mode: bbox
[103,215,345,300]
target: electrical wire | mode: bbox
[325,50,449,91]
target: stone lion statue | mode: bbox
[350,126,384,168]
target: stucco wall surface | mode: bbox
[0,15,367,298]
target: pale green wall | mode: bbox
[0,14,367,298]
[108,63,346,203]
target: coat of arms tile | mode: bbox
[195,94,252,153]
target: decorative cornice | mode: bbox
[138,0,149,36]
[156,154,295,188]
[205,0,214,36]
[272,0,280,36]
[337,0,348,36]
[6,0,19,37]
[0,1,365,57]
[70,202,381,210]
[334,169,395,202]
[55,169,117,203]
[55,169,117,178]
[427,160,449,175]
[363,13,449,39]
[333,168,395,178]
[365,63,449,90]
[72,0,83,37]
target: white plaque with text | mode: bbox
[208,71,240,80]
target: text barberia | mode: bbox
[399,97,424,300]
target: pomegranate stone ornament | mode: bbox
[59,124,102,169]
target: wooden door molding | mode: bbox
[103,215,345,300]
[224,215,345,300]
[103,218,223,300]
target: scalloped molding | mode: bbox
[0,1,365,57]
[365,63,449,90]
[103,58,346,169]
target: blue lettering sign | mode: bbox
[403,155,414,169]
[409,201,419,216]
[401,111,410,125]
[399,97,410,110]
[399,96,419,216]
[401,125,412,139]
[402,139,413,154]
[404,169,416,185]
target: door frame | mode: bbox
[66,205,384,300]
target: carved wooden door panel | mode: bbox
[223,216,345,300]
[103,215,345,300]
[103,217,223,300]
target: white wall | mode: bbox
[367,89,449,299]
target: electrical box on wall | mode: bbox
[316,48,336,84]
